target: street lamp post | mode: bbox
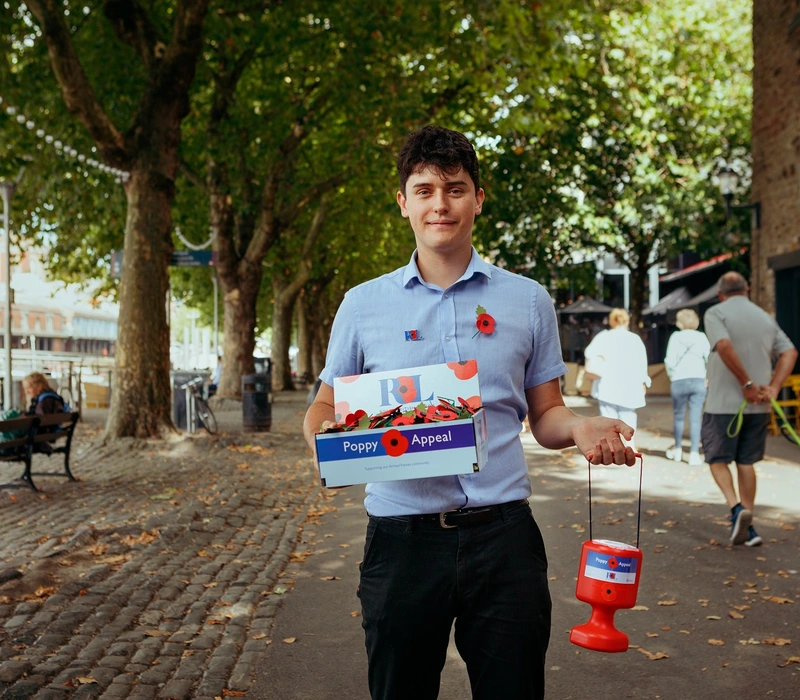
[0,167,25,409]
[717,166,761,229]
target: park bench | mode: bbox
[0,412,80,491]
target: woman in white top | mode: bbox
[663,308,710,465]
[584,308,651,451]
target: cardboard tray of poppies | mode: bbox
[314,361,489,488]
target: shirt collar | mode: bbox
[402,247,493,288]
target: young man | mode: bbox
[702,271,797,546]
[304,125,637,700]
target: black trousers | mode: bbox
[358,501,551,700]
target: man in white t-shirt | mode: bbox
[702,272,797,546]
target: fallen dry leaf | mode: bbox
[283,637,297,644]
[763,596,794,605]
[728,610,745,619]
[120,530,159,547]
[707,639,725,646]
[319,576,341,581]
[636,647,669,660]
[252,633,267,640]
[658,600,677,606]
[351,611,361,617]
[222,691,246,697]
[707,615,722,620]
[777,656,800,667]
[763,638,792,646]
[77,677,98,684]
[144,630,171,637]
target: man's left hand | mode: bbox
[760,384,780,402]
[571,417,637,466]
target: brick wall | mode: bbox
[751,0,800,311]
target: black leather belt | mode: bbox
[399,500,528,529]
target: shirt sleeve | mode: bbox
[319,291,365,386]
[664,334,678,377]
[772,326,796,357]
[524,284,567,389]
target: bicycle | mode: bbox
[179,376,218,435]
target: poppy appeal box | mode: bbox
[315,361,489,488]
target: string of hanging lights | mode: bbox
[0,94,131,184]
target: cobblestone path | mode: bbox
[0,392,323,699]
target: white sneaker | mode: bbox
[688,452,703,466]
[665,445,683,462]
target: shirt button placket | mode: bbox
[441,290,458,362]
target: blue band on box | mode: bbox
[316,422,475,462]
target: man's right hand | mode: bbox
[743,383,764,404]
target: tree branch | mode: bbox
[25,0,129,166]
[102,0,162,72]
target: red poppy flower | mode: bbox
[458,395,482,414]
[395,376,418,403]
[381,429,409,457]
[447,360,478,380]
[390,415,415,426]
[345,409,367,427]
[430,405,459,421]
[475,313,496,335]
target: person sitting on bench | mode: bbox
[23,372,67,454]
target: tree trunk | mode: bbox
[105,170,174,437]
[629,261,649,335]
[216,272,261,398]
[271,274,296,391]
[296,291,312,380]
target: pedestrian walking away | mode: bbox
[304,125,638,700]
[664,309,710,465]
[583,308,651,452]
[701,271,798,546]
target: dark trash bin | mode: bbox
[170,370,208,431]
[242,372,272,432]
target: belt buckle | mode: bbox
[439,510,458,529]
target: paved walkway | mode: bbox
[0,392,322,699]
[1,393,798,699]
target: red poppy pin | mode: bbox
[472,305,496,338]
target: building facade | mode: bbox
[752,1,800,361]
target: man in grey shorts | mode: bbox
[702,271,797,546]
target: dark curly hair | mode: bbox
[396,125,480,195]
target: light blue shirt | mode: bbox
[320,248,567,516]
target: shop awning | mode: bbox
[643,286,691,316]
[659,249,746,283]
[670,284,719,310]
[557,297,613,314]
